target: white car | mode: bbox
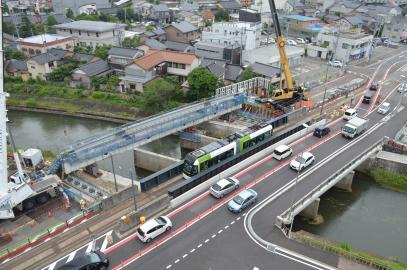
[267,37,275,44]
[329,60,343,68]
[296,38,305,44]
[377,102,391,114]
[286,39,298,46]
[209,177,240,198]
[290,152,315,171]
[272,145,293,161]
[137,216,172,243]
[343,108,357,121]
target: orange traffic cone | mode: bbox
[48,211,53,218]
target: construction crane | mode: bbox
[267,0,306,102]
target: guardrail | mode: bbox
[139,161,184,192]
[276,139,383,226]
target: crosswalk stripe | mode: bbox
[100,231,113,252]
[66,251,77,263]
[46,262,57,270]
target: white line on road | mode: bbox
[174,259,180,264]
[166,264,172,269]
[197,243,203,248]
[204,239,209,243]
[224,225,229,229]
[190,249,196,253]
[182,254,188,258]
[100,230,113,252]
[66,251,77,263]
[231,221,235,225]
[218,230,223,234]
[211,234,216,238]
[85,241,93,253]
[237,217,241,221]
[47,262,57,270]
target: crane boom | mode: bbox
[268,0,294,90]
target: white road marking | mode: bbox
[218,230,223,234]
[190,248,196,253]
[204,239,210,243]
[47,262,57,270]
[182,254,188,258]
[231,221,235,225]
[211,234,216,238]
[197,243,203,248]
[85,241,94,253]
[100,230,113,252]
[66,251,77,263]
[243,213,247,216]
[237,217,241,221]
[174,259,180,264]
[224,225,229,229]
[166,264,172,269]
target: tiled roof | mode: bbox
[6,59,28,72]
[153,28,166,35]
[73,53,96,62]
[75,59,111,76]
[206,62,225,78]
[152,4,169,12]
[224,64,242,81]
[168,21,197,33]
[164,41,190,52]
[251,62,280,78]
[30,52,62,65]
[219,1,242,11]
[341,16,363,26]
[134,49,197,70]
[108,47,143,58]
[54,20,125,32]
[47,48,69,59]
[144,39,167,50]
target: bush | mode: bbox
[25,99,39,107]
[92,92,107,100]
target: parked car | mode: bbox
[377,102,391,114]
[290,152,315,171]
[343,108,357,121]
[137,216,172,243]
[210,177,240,198]
[313,125,330,138]
[296,37,305,44]
[56,250,109,270]
[329,60,343,68]
[286,39,298,46]
[272,145,293,160]
[369,82,379,91]
[227,189,257,213]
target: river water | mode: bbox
[9,110,407,262]
[8,110,187,178]
[293,172,407,263]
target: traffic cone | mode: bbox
[10,231,16,237]
[48,211,53,218]
[30,221,36,227]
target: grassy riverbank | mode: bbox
[368,169,407,192]
[294,231,406,270]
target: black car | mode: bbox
[362,91,373,104]
[313,126,330,138]
[369,82,378,91]
[57,250,109,270]
[400,39,407,45]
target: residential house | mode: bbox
[70,59,112,89]
[5,59,30,81]
[52,0,111,16]
[194,41,241,64]
[120,50,199,92]
[138,39,168,53]
[382,16,407,42]
[53,20,126,48]
[335,16,363,33]
[107,47,144,75]
[165,21,199,44]
[201,9,215,24]
[218,1,242,14]
[366,5,402,24]
[3,13,71,25]
[282,15,322,36]
[242,45,304,68]
[16,34,74,57]
[97,7,120,16]
[179,2,199,12]
[164,41,194,53]
[200,58,243,83]
[149,4,171,24]
[251,62,281,81]
[143,28,166,42]
[176,11,204,28]
[26,52,62,80]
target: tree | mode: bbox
[74,45,93,54]
[46,15,58,26]
[75,13,99,21]
[3,21,16,35]
[239,66,258,81]
[215,8,229,22]
[66,8,74,19]
[48,63,78,81]
[94,45,112,59]
[141,78,182,114]
[122,36,141,48]
[187,68,220,101]
[145,25,155,32]
[5,48,26,60]
[3,4,9,14]
[19,16,37,37]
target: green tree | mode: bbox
[187,68,220,101]
[117,7,138,22]
[94,45,112,59]
[46,15,58,26]
[66,8,74,19]
[141,78,182,114]
[75,13,100,21]
[19,16,37,37]
[122,36,141,48]
[215,8,229,22]
[239,66,258,81]
[3,4,9,14]
[74,45,93,54]
[145,25,155,32]
[4,48,26,60]
[3,21,16,35]
[48,63,78,81]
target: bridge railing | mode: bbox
[276,139,383,226]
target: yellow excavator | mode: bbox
[267,0,307,102]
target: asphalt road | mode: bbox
[39,48,407,270]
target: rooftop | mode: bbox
[251,62,280,78]
[152,4,169,12]
[54,20,126,32]
[74,59,111,76]
[108,47,144,58]
[134,49,197,70]
[6,59,28,72]
[144,39,168,50]
[30,52,63,64]
[17,34,72,44]
[168,21,198,33]
[284,15,321,22]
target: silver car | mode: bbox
[227,189,258,213]
[209,177,240,198]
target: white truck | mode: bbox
[341,116,369,139]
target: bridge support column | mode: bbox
[180,134,218,150]
[300,198,320,220]
[134,148,181,172]
[335,171,354,192]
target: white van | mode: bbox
[343,108,357,121]
[272,145,293,161]
[377,102,391,114]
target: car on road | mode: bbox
[377,102,391,114]
[272,144,293,160]
[328,60,343,68]
[362,91,373,104]
[397,84,407,93]
[286,39,298,46]
[343,108,357,121]
[313,125,330,138]
[210,177,240,198]
[56,250,109,270]
[400,39,407,45]
[369,82,379,91]
[227,189,257,213]
[290,152,315,171]
[296,38,305,44]
[137,216,172,243]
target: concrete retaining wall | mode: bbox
[101,187,136,210]
[357,150,407,175]
[134,148,181,172]
[170,119,326,208]
[180,134,218,150]
[198,121,246,138]
[117,194,170,233]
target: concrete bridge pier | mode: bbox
[180,134,218,150]
[299,198,320,220]
[134,148,182,172]
[335,171,354,192]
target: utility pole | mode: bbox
[288,159,301,238]
[110,154,118,192]
[129,170,137,211]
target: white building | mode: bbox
[16,34,74,57]
[250,0,293,24]
[242,45,305,68]
[201,22,261,51]
[53,20,126,49]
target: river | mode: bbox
[293,172,407,263]
[8,110,187,178]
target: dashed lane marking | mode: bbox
[182,254,188,259]
[197,244,203,248]
[174,259,180,264]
